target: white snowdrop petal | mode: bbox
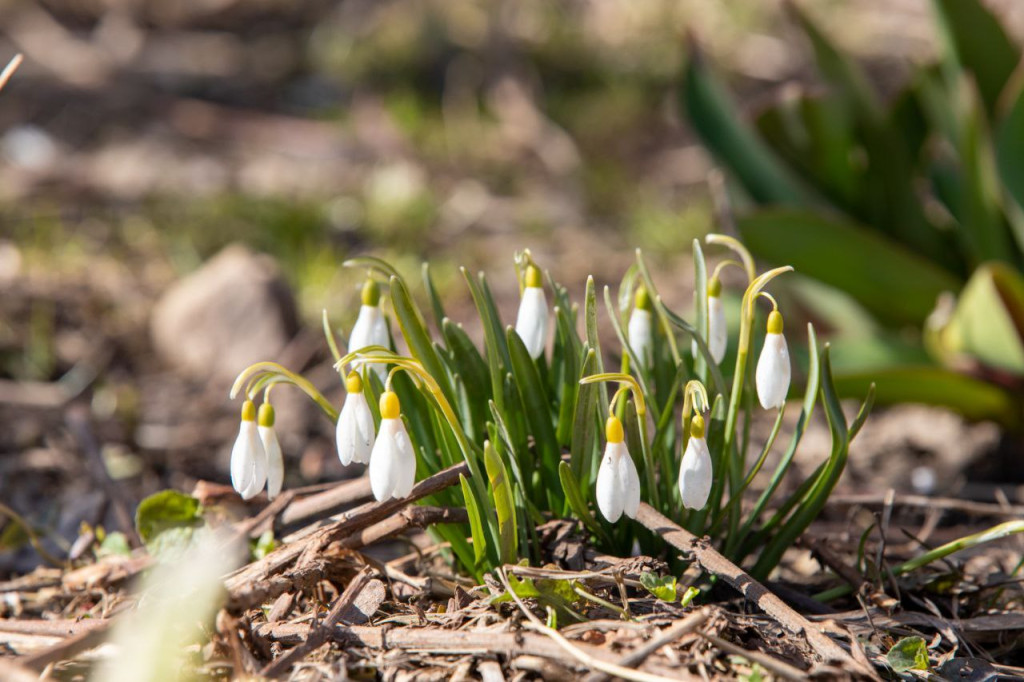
[259,425,284,500]
[619,446,641,519]
[231,421,267,501]
[595,442,624,523]
[708,296,727,364]
[336,393,375,466]
[368,419,400,501]
[514,286,548,359]
[627,308,653,369]
[391,422,417,498]
[349,305,387,379]
[230,423,255,496]
[755,332,790,409]
[679,436,713,511]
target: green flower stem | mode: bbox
[322,309,342,363]
[714,266,792,528]
[230,362,338,422]
[814,520,1024,602]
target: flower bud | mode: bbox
[258,403,284,500]
[349,279,389,379]
[628,285,653,370]
[231,400,268,500]
[336,372,375,466]
[514,265,548,359]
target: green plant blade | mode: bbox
[932,0,1020,115]
[389,275,455,402]
[484,441,518,565]
[558,461,606,541]
[833,366,1017,425]
[683,43,809,205]
[460,474,488,569]
[737,209,962,326]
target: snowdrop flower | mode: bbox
[595,415,641,522]
[336,371,375,466]
[691,276,727,364]
[628,285,654,370]
[755,310,790,410]
[679,414,712,510]
[349,279,390,379]
[368,390,416,501]
[514,264,548,359]
[258,403,284,500]
[230,400,267,500]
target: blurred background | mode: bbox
[2,0,1023,571]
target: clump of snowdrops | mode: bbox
[230,237,873,581]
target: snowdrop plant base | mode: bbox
[227,243,872,581]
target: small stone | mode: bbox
[150,244,298,382]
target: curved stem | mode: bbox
[230,362,338,421]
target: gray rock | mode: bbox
[150,244,299,382]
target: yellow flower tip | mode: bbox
[258,402,275,427]
[690,414,706,439]
[635,284,653,311]
[345,370,363,394]
[241,400,257,422]
[707,275,722,298]
[767,310,784,335]
[525,264,543,289]
[605,415,624,443]
[380,391,401,420]
[361,278,381,306]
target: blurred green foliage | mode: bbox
[684,0,1024,425]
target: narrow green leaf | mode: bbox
[558,461,606,540]
[933,0,1020,115]
[389,275,454,400]
[738,209,962,326]
[506,328,562,506]
[460,474,488,568]
[485,441,518,565]
[461,267,510,411]
[422,263,448,332]
[683,43,809,205]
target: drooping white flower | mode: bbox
[514,264,548,359]
[336,371,375,466]
[628,285,653,370]
[595,416,641,522]
[230,400,268,500]
[349,279,389,379]
[755,310,790,410]
[691,276,727,364]
[258,402,284,500]
[368,391,416,501]
[679,414,712,510]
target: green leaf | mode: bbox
[506,327,562,505]
[96,531,131,558]
[422,263,447,331]
[996,78,1024,254]
[135,490,201,544]
[887,636,930,672]
[833,366,1017,425]
[460,474,488,568]
[683,44,809,205]
[389,275,454,401]
[485,441,518,565]
[639,572,678,602]
[570,349,600,489]
[558,461,606,539]
[941,262,1024,373]
[462,268,511,411]
[932,0,1020,115]
[737,209,962,326]
[250,530,276,560]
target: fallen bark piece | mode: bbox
[634,503,874,677]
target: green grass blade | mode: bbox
[422,263,448,332]
[460,474,488,569]
[389,275,455,401]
